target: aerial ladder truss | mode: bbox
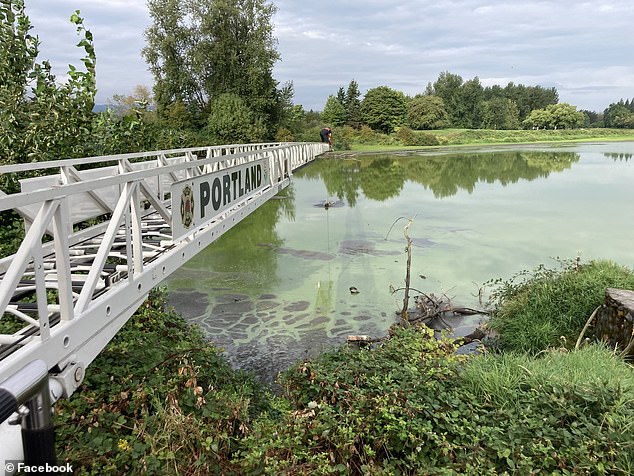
[0,141,328,465]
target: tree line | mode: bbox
[2,0,634,181]
[322,73,634,133]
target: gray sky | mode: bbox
[25,0,634,112]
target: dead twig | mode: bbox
[401,218,414,323]
[574,305,601,350]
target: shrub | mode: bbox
[487,259,634,354]
[55,288,272,475]
[275,127,294,142]
[238,325,467,474]
[238,324,634,474]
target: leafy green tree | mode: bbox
[523,103,584,130]
[0,2,96,166]
[580,109,603,127]
[481,98,520,130]
[406,95,449,130]
[546,103,584,129]
[604,101,634,128]
[321,95,346,127]
[458,77,484,128]
[523,108,552,129]
[205,93,265,144]
[426,71,464,127]
[360,86,406,133]
[143,0,280,131]
[270,81,296,133]
[503,83,558,121]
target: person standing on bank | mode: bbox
[320,127,332,150]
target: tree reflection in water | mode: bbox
[296,150,581,202]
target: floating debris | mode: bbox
[313,199,344,209]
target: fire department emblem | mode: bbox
[180,185,194,228]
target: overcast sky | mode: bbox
[25,0,634,113]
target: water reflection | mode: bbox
[604,152,632,161]
[166,144,634,383]
[168,186,295,301]
[296,151,580,201]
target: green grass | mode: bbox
[461,345,634,411]
[488,260,634,354]
[54,262,634,474]
[342,127,634,152]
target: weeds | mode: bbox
[55,262,634,474]
[55,288,271,475]
[487,259,634,354]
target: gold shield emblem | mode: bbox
[180,185,194,228]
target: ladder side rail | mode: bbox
[0,143,325,379]
[74,182,137,313]
[0,143,277,176]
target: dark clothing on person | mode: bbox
[320,127,331,143]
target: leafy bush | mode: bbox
[396,127,441,147]
[55,288,272,475]
[487,259,634,354]
[238,324,634,474]
[238,326,466,474]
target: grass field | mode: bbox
[343,127,634,152]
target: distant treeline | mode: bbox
[321,72,634,133]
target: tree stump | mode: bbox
[595,288,634,357]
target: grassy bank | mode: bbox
[332,126,634,152]
[54,260,634,474]
[487,259,634,354]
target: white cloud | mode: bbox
[20,0,634,111]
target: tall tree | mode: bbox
[458,77,484,128]
[143,0,280,131]
[336,87,346,105]
[206,93,265,143]
[321,95,346,127]
[406,95,448,130]
[360,86,406,133]
[481,98,520,130]
[604,100,634,128]
[344,80,362,128]
[427,72,464,127]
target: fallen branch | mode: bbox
[574,305,601,350]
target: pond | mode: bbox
[166,142,634,382]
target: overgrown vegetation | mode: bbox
[487,259,634,354]
[54,259,634,475]
[3,4,634,474]
[329,126,634,152]
[55,289,272,475]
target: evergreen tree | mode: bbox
[344,80,362,128]
[336,87,346,105]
